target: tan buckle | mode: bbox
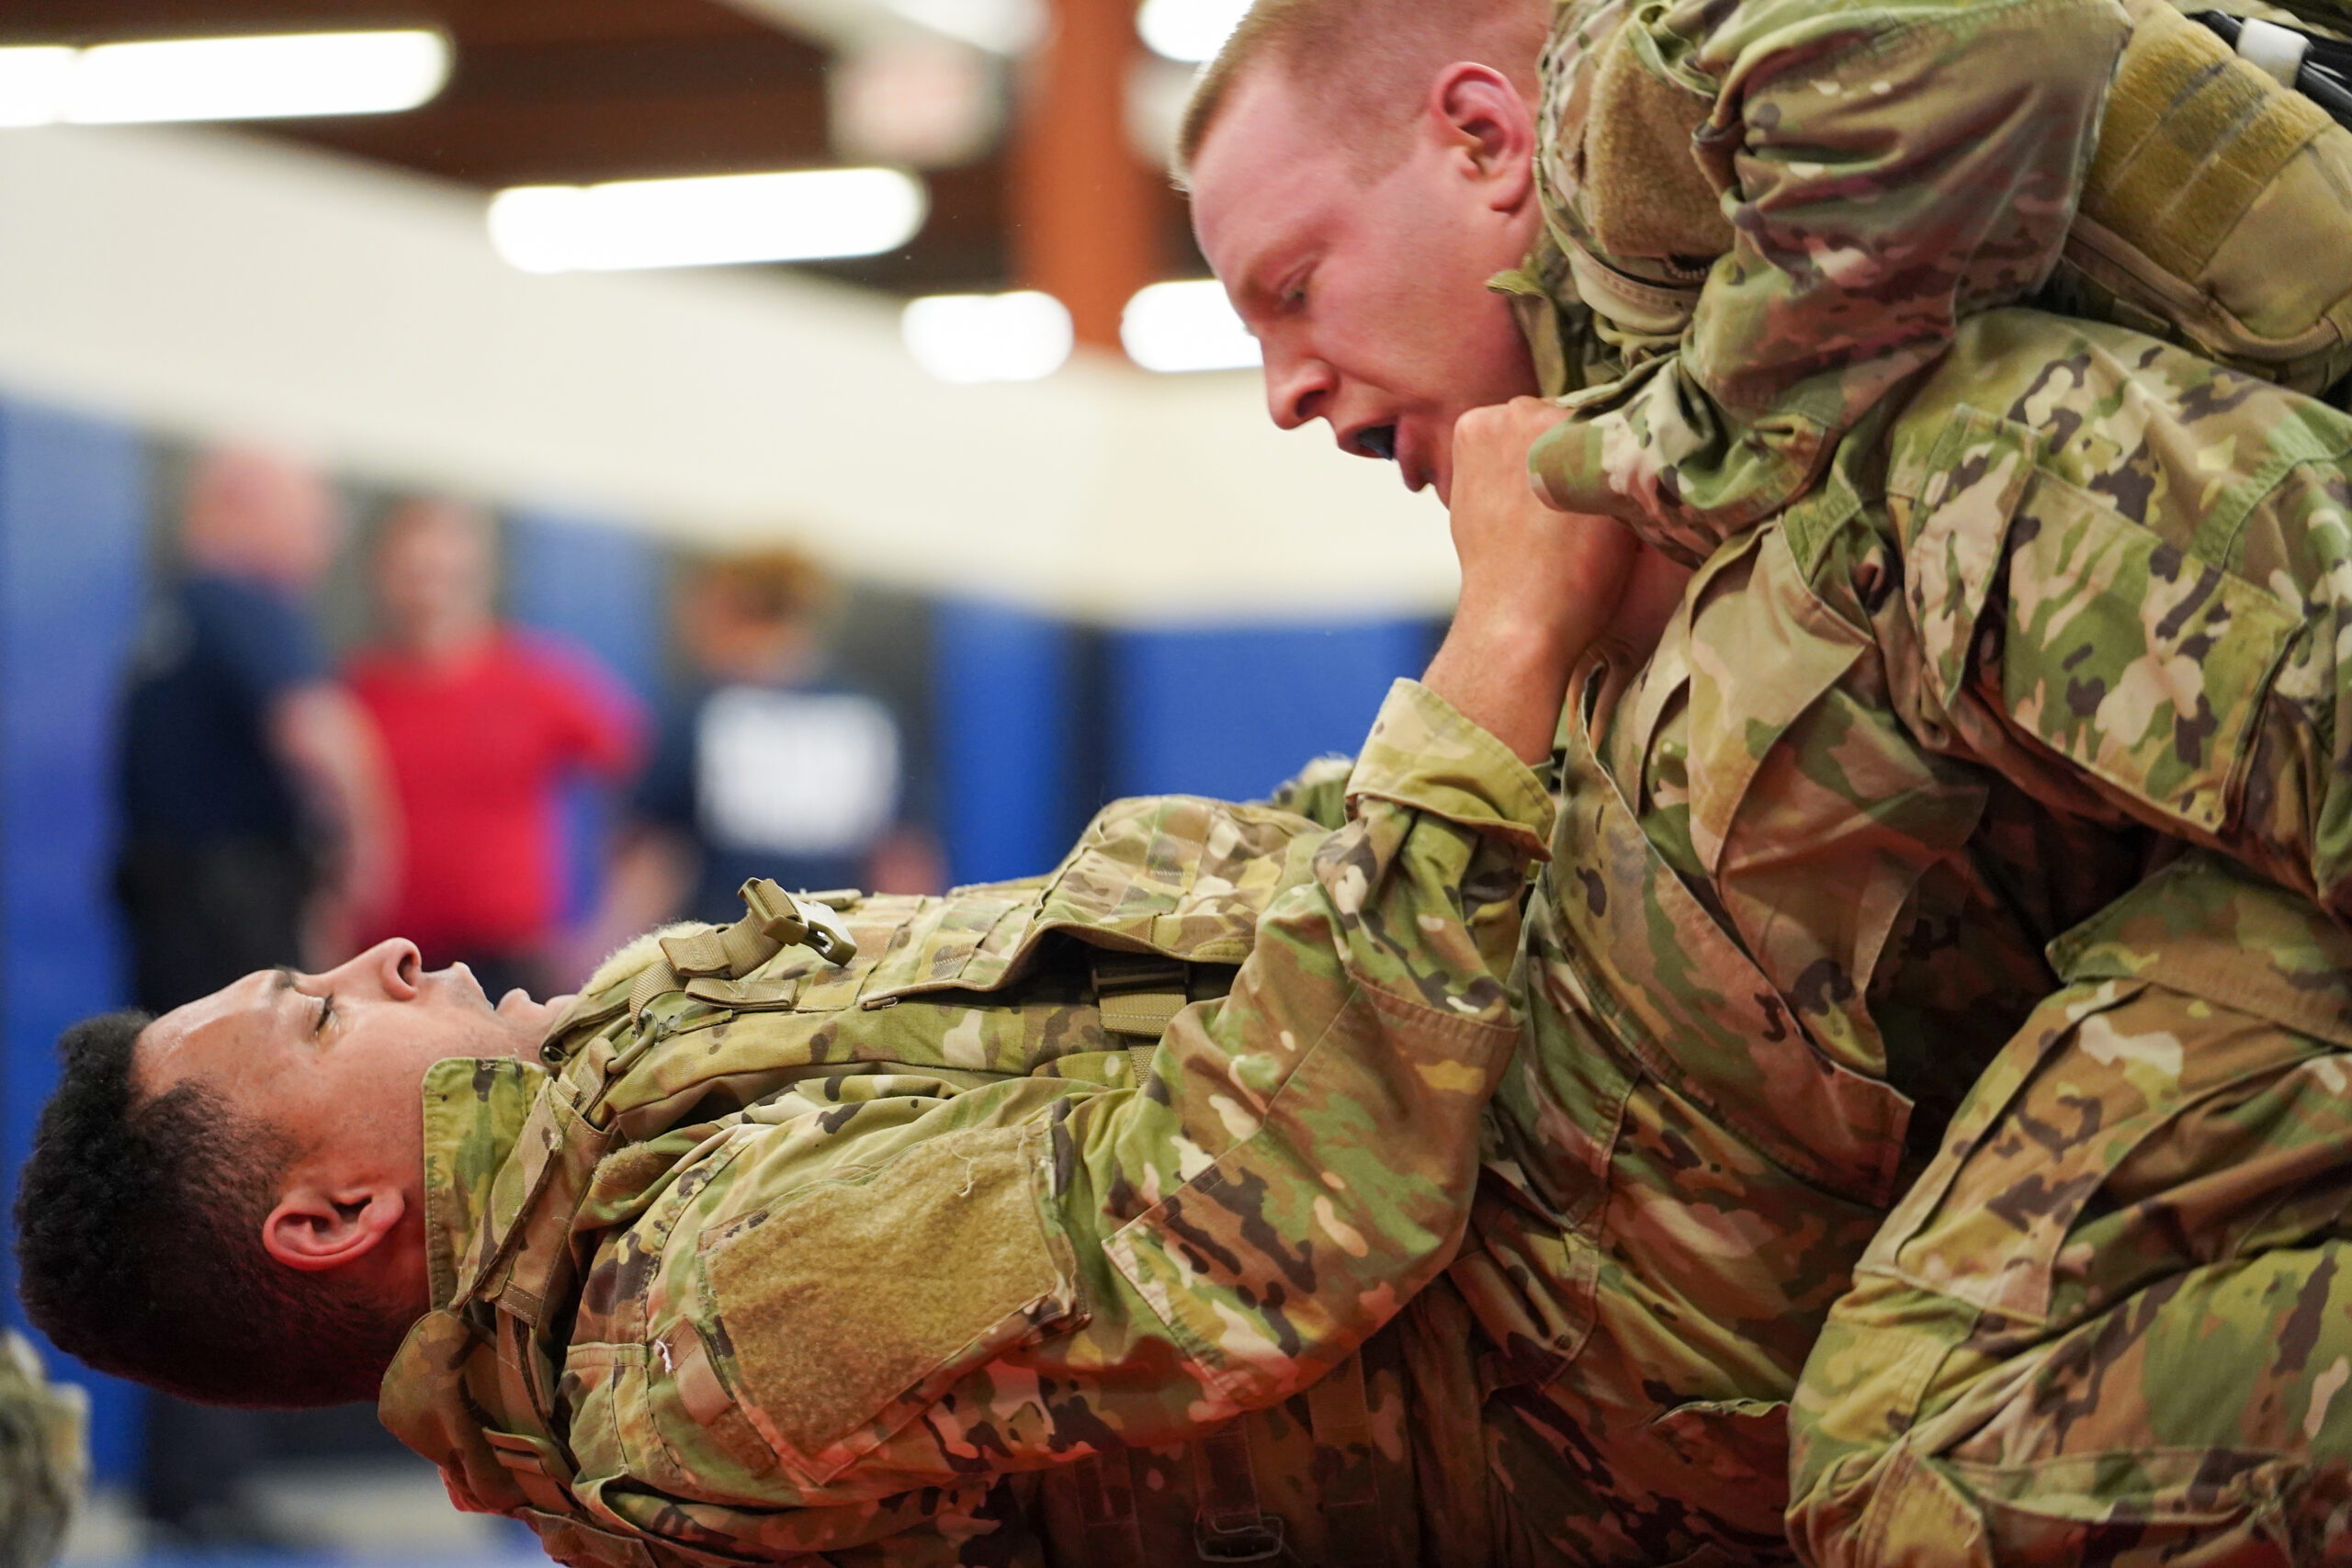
[740,879,858,965]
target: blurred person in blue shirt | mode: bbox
[581,548,938,958]
[111,446,396,1543]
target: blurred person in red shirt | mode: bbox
[346,499,642,1001]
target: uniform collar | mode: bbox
[417,1056,548,1311]
[1488,227,1584,401]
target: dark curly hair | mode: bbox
[15,1010,408,1407]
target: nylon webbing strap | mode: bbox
[1094,952,1191,1042]
[1060,1450,1151,1568]
[1191,1427,1284,1562]
[628,879,857,1020]
[1305,1355,1394,1568]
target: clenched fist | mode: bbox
[1419,400,1638,761]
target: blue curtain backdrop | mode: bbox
[0,400,148,1483]
[1108,619,1439,801]
[504,511,665,924]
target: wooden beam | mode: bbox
[1010,0,1159,350]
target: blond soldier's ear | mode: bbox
[262,1180,407,1272]
[1430,62,1536,209]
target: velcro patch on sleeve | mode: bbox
[702,1126,1077,1484]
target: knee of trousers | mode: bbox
[1785,974,2352,1567]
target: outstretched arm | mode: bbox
[561,490,1634,1559]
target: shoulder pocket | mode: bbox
[1905,405,2299,835]
[695,1126,1080,1487]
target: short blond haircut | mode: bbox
[1175,0,1547,184]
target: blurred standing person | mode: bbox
[346,500,641,999]
[116,446,394,1001]
[112,446,393,1544]
[585,548,939,955]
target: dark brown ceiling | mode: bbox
[1,0,1200,296]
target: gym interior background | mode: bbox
[0,0,1463,1561]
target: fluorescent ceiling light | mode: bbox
[1122,278,1261,373]
[489,169,929,274]
[0,31,450,126]
[1136,0,1250,63]
[903,291,1072,383]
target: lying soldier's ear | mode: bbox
[261,1182,408,1273]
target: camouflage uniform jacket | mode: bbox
[1522,0,2132,562]
[378,679,1555,1567]
[1470,174,2352,1545]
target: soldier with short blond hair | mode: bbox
[1177,0,2352,1562]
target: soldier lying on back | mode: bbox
[14,489,1644,1567]
[1181,0,2352,1562]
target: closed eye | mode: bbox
[314,992,335,1037]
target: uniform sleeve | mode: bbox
[1532,0,2128,565]
[606,680,1553,1528]
[1878,310,2352,928]
[1259,753,1356,830]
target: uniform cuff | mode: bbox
[1346,680,1555,857]
[1528,411,1615,519]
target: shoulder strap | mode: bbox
[1092,949,1194,1077]
[628,880,858,1019]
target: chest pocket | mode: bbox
[1566,662,1912,1208]
[692,1124,1081,1489]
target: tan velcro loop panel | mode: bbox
[2085,1,2332,277]
[1584,21,1734,262]
[703,1127,1073,1482]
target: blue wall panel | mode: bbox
[933,603,1076,886]
[1107,620,1437,802]
[503,512,665,701]
[503,512,665,923]
[0,401,148,1483]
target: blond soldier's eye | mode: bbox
[314,993,336,1037]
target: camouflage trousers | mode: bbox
[1789,859,2352,1565]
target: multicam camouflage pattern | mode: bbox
[1881,309,2352,921]
[1524,0,2130,560]
[1790,851,2352,1564]
[379,680,1560,1567]
[1745,310,2352,1561]
[1473,0,2352,1543]
[1493,265,2352,1557]
[0,1335,81,1568]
